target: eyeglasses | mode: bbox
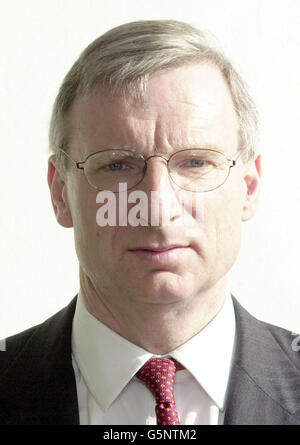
[59,148,242,193]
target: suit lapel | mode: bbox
[223,297,300,425]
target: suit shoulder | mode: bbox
[232,295,300,372]
[0,298,77,376]
[264,320,300,369]
[0,323,43,374]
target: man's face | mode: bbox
[49,63,260,309]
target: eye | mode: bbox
[178,157,211,169]
[102,157,143,175]
[189,159,207,168]
[108,162,126,171]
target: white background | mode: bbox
[1,0,300,338]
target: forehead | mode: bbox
[68,63,239,156]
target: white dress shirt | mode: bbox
[71,290,236,425]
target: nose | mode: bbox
[143,155,170,191]
[139,156,183,226]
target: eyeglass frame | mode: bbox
[58,147,243,193]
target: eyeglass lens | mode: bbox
[83,149,230,192]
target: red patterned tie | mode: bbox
[136,357,184,425]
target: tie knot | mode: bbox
[136,357,182,403]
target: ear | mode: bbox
[241,154,262,222]
[47,155,73,228]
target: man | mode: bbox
[1,20,299,425]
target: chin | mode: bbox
[137,270,197,303]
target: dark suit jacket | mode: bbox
[0,295,300,425]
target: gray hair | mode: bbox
[49,20,258,169]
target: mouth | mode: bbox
[128,245,190,265]
[130,244,187,252]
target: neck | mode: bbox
[79,268,228,355]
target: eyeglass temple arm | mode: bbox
[59,149,84,170]
[229,149,243,168]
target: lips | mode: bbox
[129,245,186,252]
[128,245,189,265]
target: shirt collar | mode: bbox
[169,292,236,409]
[72,290,236,411]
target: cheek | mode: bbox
[204,184,245,256]
[68,175,97,225]
[66,179,104,253]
